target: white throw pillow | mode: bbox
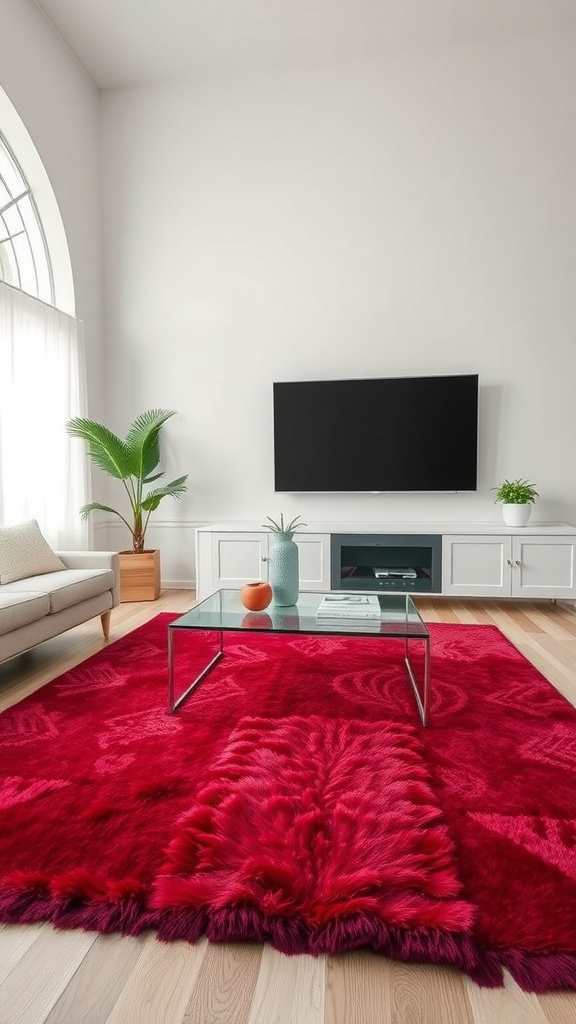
[0,519,66,584]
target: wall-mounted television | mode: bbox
[273,373,479,492]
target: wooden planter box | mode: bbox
[119,549,161,602]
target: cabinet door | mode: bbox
[295,534,331,591]
[200,532,269,598]
[511,537,576,598]
[442,535,512,597]
[196,530,332,599]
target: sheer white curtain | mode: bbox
[0,282,89,548]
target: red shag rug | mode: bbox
[1,615,576,992]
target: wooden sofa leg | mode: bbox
[101,611,111,639]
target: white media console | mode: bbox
[195,521,576,602]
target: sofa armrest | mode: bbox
[55,551,120,608]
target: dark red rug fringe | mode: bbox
[0,884,159,937]
[0,885,480,977]
[308,914,385,954]
[155,907,209,943]
[0,884,62,925]
[51,896,150,935]
[205,906,268,944]
[4,883,576,992]
[153,902,483,975]
[381,925,480,973]
[466,948,505,989]
[502,949,576,993]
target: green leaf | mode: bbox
[125,409,177,480]
[67,419,132,479]
[78,502,132,531]
[141,476,189,512]
[262,515,283,532]
[285,515,307,532]
[261,513,307,534]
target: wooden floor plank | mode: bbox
[458,602,498,625]
[0,923,45,985]
[182,943,263,1024]
[537,988,576,1024]
[43,932,146,1024]
[103,933,208,1024]
[0,927,97,1024]
[389,962,475,1024]
[325,951,393,1024]
[465,969,548,1024]
[247,948,325,1024]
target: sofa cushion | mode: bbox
[0,520,66,584]
[0,568,115,614]
[0,592,51,637]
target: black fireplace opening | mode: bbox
[331,534,442,594]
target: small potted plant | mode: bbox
[261,514,307,538]
[261,514,307,606]
[492,478,539,528]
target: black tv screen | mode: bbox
[273,374,479,492]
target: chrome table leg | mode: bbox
[404,634,430,726]
[168,628,224,713]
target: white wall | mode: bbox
[97,30,574,584]
[0,0,104,419]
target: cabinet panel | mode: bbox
[513,538,576,598]
[442,536,510,596]
[197,533,269,598]
[295,534,331,591]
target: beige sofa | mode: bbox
[0,551,119,664]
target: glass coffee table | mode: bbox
[168,590,431,725]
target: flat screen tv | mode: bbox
[273,373,479,492]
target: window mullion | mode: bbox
[0,190,31,217]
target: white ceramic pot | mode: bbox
[502,503,532,527]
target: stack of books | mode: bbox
[316,593,381,620]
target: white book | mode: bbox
[316,617,382,631]
[316,593,381,620]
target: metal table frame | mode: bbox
[168,591,431,725]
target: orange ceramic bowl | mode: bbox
[240,581,273,611]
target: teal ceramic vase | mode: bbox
[269,533,299,606]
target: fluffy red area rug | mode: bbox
[1,615,576,992]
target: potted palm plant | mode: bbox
[492,478,538,528]
[66,409,188,600]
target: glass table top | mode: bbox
[170,590,429,639]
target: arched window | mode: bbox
[0,84,75,316]
[0,90,87,547]
[0,130,54,304]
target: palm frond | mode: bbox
[141,476,189,512]
[78,503,133,533]
[67,419,132,479]
[125,409,177,480]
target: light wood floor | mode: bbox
[1,591,576,1024]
